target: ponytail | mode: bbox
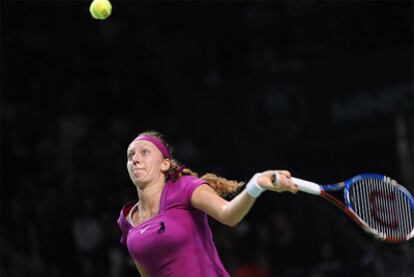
[168,159,242,197]
[138,130,243,197]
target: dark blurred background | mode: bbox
[1,1,413,276]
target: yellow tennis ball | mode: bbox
[90,0,112,20]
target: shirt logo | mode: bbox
[140,226,150,234]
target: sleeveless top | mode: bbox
[117,175,230,277]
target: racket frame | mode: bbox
[293,173,414,243]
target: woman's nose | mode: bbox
[132,154,141,165]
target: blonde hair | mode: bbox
[139,131,243,197]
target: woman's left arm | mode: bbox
[191,170,298,227]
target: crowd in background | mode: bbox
[2,1,413,276]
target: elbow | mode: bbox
[227,221,238,228]
[219,205,242,227]
[221,218,240,228]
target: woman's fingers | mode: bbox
[277,172,298,193]
[278,170,291,178]
[258,170,298,193]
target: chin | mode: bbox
[132,178,145,188]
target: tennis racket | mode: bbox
[291,173,414,243]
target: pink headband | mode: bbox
[134,135,171,159]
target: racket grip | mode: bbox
[292,177,321,195]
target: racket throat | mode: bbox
[321,191,366,227]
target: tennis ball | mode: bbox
[90,0,112,20]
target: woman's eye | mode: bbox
[142,149,150,155]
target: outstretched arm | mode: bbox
[191,170,298,227]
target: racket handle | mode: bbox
[292,177,321,195]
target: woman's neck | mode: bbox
[137,177,165,211]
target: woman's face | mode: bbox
[126,140,170,186]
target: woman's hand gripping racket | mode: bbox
[291,173,414,243]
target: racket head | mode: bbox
[344,173,414,243]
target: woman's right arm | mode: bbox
[191,170,298,227]
[133,259,150,277]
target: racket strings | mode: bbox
[349,179,414,240]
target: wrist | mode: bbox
[245,173,266,198]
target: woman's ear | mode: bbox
[161,159,171,172]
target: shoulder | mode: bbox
[168,175,208,205]
[176,175,207,187]
[174,175,208,194]
[117,201,136,245]
[119,201,136,219]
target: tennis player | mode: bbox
[117,131,298,276]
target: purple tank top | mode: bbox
[117,175,230,277]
